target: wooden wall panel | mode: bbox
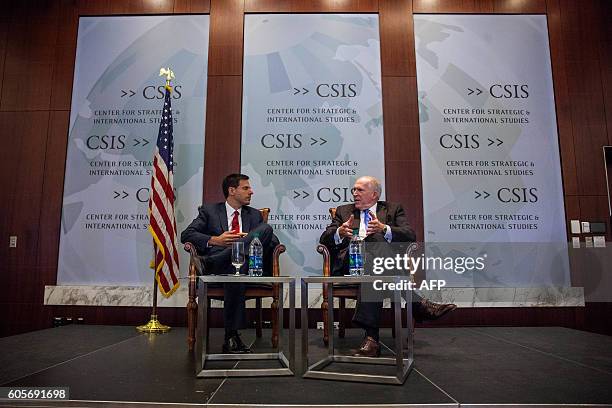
[413,0,479,13]
[38,112,70,285]
[289,0,378,12]
[413,0,545,15]
[2,0,612,337]
[380,0,414,77]
[0,3,9,102]
[0,304,50,337]
[578,195,609,222]
[208,0,244,76]
[0,111,50,304]
[108,0,174,14]
[245,0,377,13]
[414,0,464,13]
[564,195,580,225]
[244,0,292,12]
[203,76,243,202]
[76,0,113,15]
[0,1,59,111]
[547,0,578,196]
[385,160,424,239]
[559,0,608,201]
[50,1,79,111]
[382,76,420,161]
[493,0,545,13]
[174,0,210,13]
[599,0,612,145]
[572,125,608,196]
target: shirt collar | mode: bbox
[363,202,377,216]
[225,201,241,216]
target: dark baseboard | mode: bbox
[1,303,610,338]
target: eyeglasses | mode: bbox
[351,187,368,194]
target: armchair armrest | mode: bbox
[317,244,332,345]
[272,244,286,277]
[184,242,200,351]
[184,242,203,278]
[317,244,331,277]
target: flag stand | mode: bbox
[137,275,171,333]
[137,68,178,334]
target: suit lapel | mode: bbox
[350,205,361,229]
[218,202,228,232]
[241,207,251,232]
[376,201,387,224]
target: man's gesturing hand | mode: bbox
[337,214,355,239]
[366,211,387,236]
[209,231,244,247]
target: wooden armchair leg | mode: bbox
[206,297,212,352]
[271,296,279,348]
[338,297,346,338]
[255,298,263,338]
[187,279,197,352]
[322,285,329,346]
[391,301,396,338]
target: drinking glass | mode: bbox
[231,241,245,275]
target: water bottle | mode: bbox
[248,234,264,277]
[348,229,364,276]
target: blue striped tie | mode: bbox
[363,210,371,230]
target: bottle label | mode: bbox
[349,253,363,269]
[249,255,263,270]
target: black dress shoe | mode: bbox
[222,333,251,354]
[416,299,457,321]
[353,336,381,358]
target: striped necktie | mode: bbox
[363,210,371,230]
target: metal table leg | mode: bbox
[195,277,295,378]
[301,276,414,385]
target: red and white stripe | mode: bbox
[148,150,180,297]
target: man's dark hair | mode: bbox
[222,173,249,198]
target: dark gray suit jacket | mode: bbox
[181,203,269,254]
[319,201,416,276]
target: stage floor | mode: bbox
[1,325,611,407]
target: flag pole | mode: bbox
[137,68,177,334]
[136,248,170,333]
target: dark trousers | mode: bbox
[204,223,275,331]
[353,291,424,329]
[329,232,423,329]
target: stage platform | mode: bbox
[1,325,611,407]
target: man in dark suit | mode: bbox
[320,176,456,357]
[181,173,278,353]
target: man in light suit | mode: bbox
[320,176,456,357]
[181,173,278,353]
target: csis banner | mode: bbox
[241,14,385,277]
[414,14,570,287]
[58,15,209,286]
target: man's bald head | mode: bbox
[352,176,382,210]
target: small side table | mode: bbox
[301,276,414,385]
[195,275,295,378]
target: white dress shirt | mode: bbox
[225,201,242,233]
[334,203,392,244]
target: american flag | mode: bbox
[148,85,180,297]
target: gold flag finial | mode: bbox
[159,67,175,89]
